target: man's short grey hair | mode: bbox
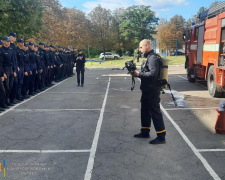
[141,39,152,46]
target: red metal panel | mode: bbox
[205,16,218,28]
[218,12,225,19]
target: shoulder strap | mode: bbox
[146,53,162,79]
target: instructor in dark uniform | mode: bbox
[75,49,86,87]
[131,39,166,145]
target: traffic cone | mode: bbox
[215,108,225,134]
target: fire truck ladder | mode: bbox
[199,2,225,20]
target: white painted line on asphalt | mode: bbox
[0,78,69,117]
[164,107,217,111]
[84,77,111,180]
[177,75,207,89]
[160,104,221,180]
[178,75,188,80]
[45,92,102,94]
[198,149,225,152]
[0,150,90,153]
[12,109,101,112]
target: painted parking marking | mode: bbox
[160,104,221,180]
[137,78,220,180]
[164,107,217,111]
[84,77,111,180]
[0,78,69,117]
[0,150,90,153]
[45,92,103,94]
[198,149,225,152]
[177,75,207,89]
[178,75,188,80]
[12,109,101,112]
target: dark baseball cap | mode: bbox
[17,39,24,43]
[39,42,45,45]
[78,49,82,52]
[58,45,63,48]
[9,32,17,37]
[28,41,34,46]
[24,43,28,47]
[2,36,11,42]
[50,45,55,48]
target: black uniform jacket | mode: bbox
[138,49,161,94]
[0,46,16,72]
[75,54,86,68]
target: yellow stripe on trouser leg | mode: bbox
[142,127,151,129]
[0,163,1,171]
[156,130,166,133]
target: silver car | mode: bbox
[99,52,120,60]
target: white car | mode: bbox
[99,52,120,60]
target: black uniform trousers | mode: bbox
[76,66,85,85]
[0,79,6,106]
[140,92,166,140]
[45,67,50,86]
[22,74,30,96]
[3,66,14,100]
[29,69,36,95]
[55,66,60,81]
[17,68,24,98]
[40,67,46,88]
[9,73,18,102]
[34,72,41,92]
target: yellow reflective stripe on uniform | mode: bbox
[156,130,166,133]
[142,127,151,129]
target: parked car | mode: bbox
[171,50,185,56]
[99,52,120,60]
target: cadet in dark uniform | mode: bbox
[75,49,86,87]
[58,46,65,80]
[9,32,19,104]
[44,45,51,87]
[27,42,37,95]
[22,43,30,99]
[132,39,166,145]
[34,44,41,93]
[38,42,47,90]
[49,45,56,84]
[70,47,76,75]
[16,39,25,101]
[1,36,15,106]
[54,50,62,82]
[0,46,8,110]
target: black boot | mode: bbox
[149,137,166,144]
[5,98,13,106]
[134,132,150,138]
[0,108,5,112]
[0,103,9,109]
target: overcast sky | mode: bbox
[59,0,218,21]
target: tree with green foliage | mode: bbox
[0,0,44,39]
[88,5,113,56]
[119,5,158,49]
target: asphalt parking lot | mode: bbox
[0,66,224,180]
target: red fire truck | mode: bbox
[184,2,225,97]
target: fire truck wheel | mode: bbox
[207,65,222,97]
